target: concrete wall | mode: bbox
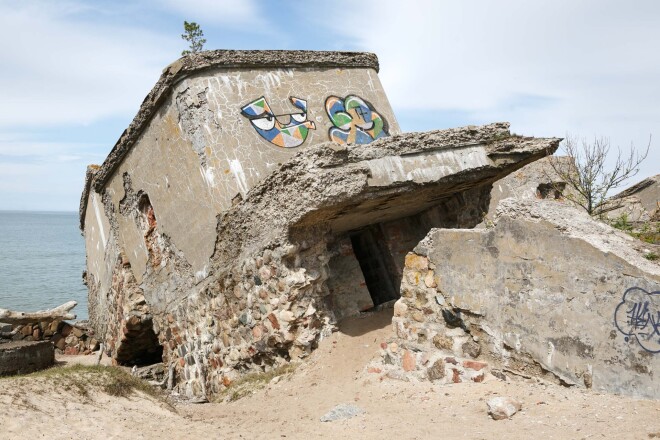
[391,198,660,398]
[604,174,660,222]
[99,65,399,282]
[0,341,54,376]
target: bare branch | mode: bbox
[547,133,651,216]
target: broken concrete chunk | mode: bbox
[487,396,522,420]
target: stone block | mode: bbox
[0,341,54,376]
[51,334,66,351]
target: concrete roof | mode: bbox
[79,50,379,230]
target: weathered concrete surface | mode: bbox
[603,174,660,222]
[81,51,398,286]
[391,197,660,398]
[84,50,379,198]
[0,341,54,376]
[483,156,573,221]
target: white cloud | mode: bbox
[317,0,660,181]
[157,0,262,26]
[0,0,175,129]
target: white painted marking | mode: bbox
[366,70,376,92]
[229,159,249,195]
[92,195,107,250]
[547,341,555,366]
[204,167,215,186]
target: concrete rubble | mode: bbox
[0,341,54,376]
[320,403,366,422]
[0,319,99,356]
[602,174,660,222]
[487,397,522,420]
[385,170,659,398]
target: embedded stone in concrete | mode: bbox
[0,341,54,376]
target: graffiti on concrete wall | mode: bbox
[241,96,316,148]
[325,95,389,145]
[614,287,660,353]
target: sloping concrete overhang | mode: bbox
[211,122,561,271]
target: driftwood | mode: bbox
[0,301,77,325]
[96,343,104,366]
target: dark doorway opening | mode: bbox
[350,225,400,307]
[115,316,164,367]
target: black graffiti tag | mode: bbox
[614,287,660,353]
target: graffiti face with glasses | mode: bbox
[241,96,316,148]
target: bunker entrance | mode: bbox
[349,226,400,307]
[115,316,164,367]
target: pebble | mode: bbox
[320,403,366,422]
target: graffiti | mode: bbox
[325,95,389,145]
[614,286,660,353]
[241,96,315,148]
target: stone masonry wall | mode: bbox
[0,320,99,356]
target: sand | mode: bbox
[0,309,658,440]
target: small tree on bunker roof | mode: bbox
[548,134,650,217]
[181,21,206,56]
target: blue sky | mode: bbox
[1,0,658,211]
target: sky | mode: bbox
[0,0,658,211]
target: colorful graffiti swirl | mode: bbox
[325,95,389,145]
[241,96,316,148]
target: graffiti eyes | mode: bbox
[251,115,276,131]
[290,112,307,123]
[250,113,306,130]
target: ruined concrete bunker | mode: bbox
[80,50,559,397]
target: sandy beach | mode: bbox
[1,310,658,440]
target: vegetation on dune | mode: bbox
[0,364,166,402]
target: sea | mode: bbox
[0,211,88,321]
